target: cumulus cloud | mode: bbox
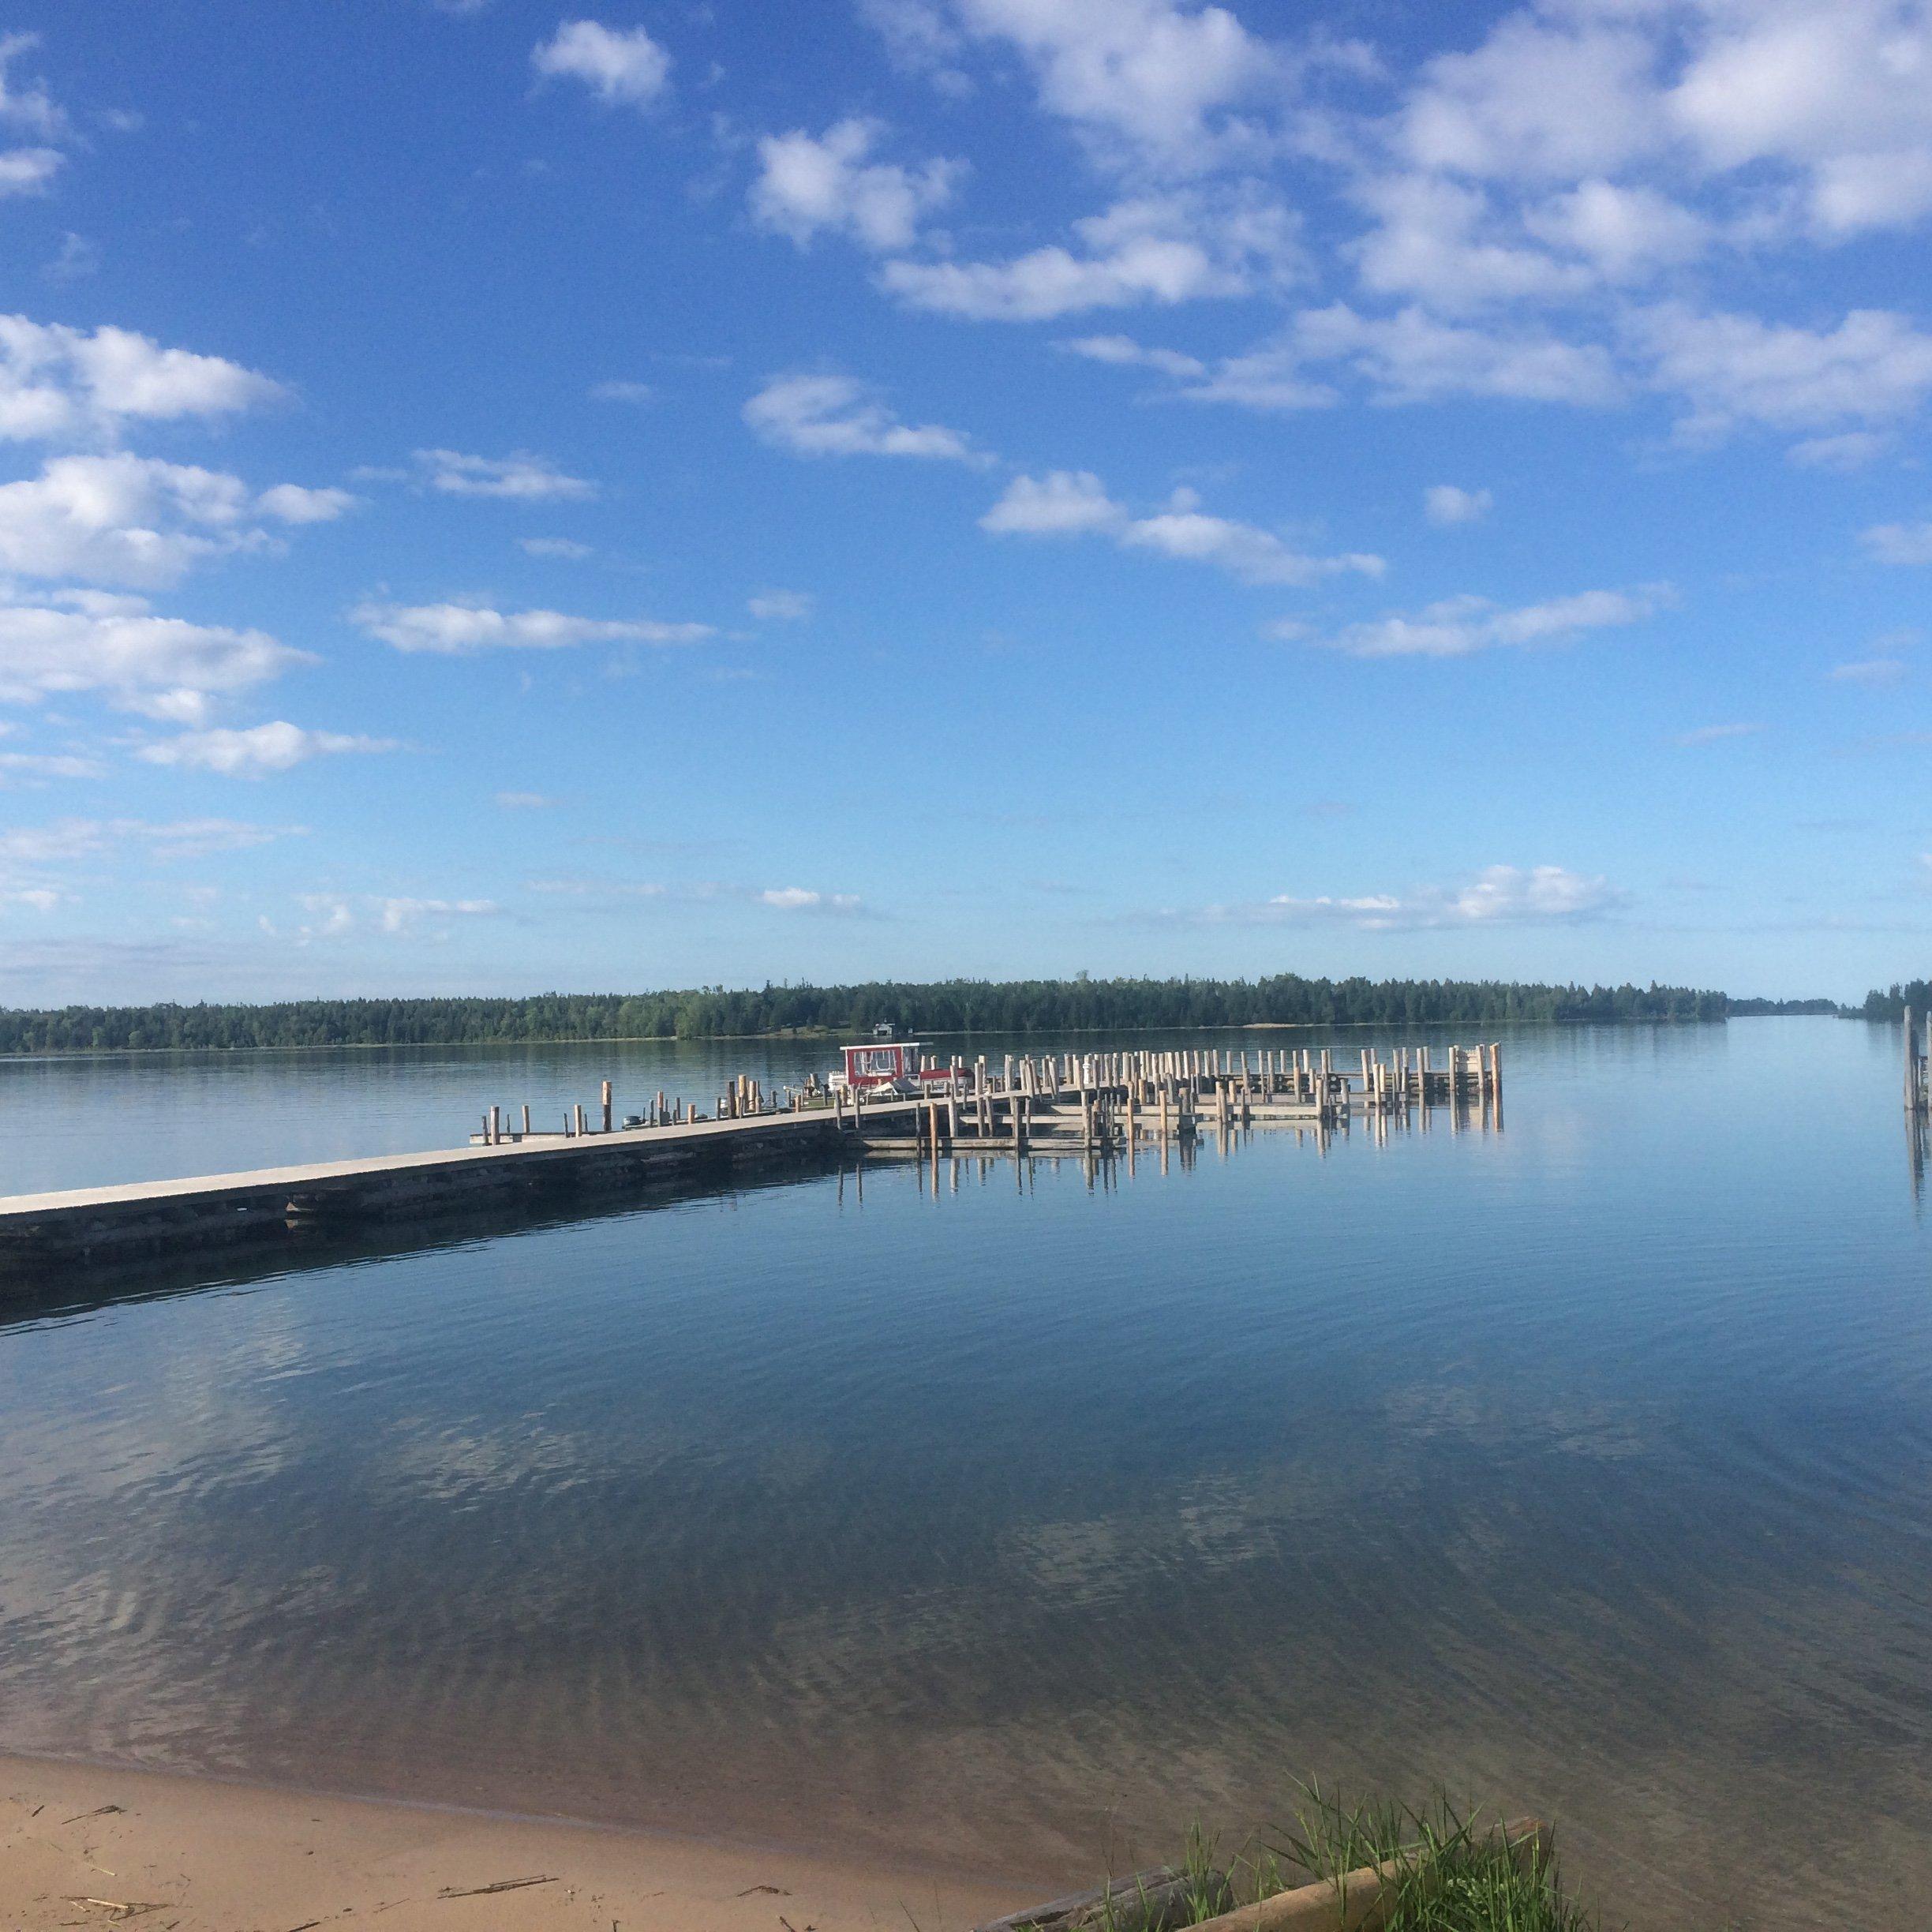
[982,472,1381,586]
[1060,334,1208,378]
[1309,586,1672,659]
[880,189,1297,320]
[351,601,713,652]
[941,0,1293,170]
[138,721,400,777]
[256,482,358,523]
[1862,517,1932,565]
[1788,429,1892,470]
[1632,304,1932,444]
[0,588,309,710]
[1162,863,1626,930]
[526,875,867,915]
[287,893,500,942]
[751,118,960,251]
[1122,495,1383,586]
[1424,483,1492,525]
[743,373,985,462]
[0,146,59,197]
[0,32,64,140]
[0,454,350,590]
[747,589,814,620]
[1389,0,1932,245]
[531,20,670,108]
[1294,303,1623,407]
[0,315,283,443]
[411,447,596,500]
[0,816,301,867]
[1829,654,1910,685]
[979,470,1125,536]
[757,886,863,912]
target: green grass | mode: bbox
[1092,1789,1593,1932]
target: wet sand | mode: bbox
[0,1754,1032,1932]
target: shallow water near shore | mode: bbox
[2,1018,1930,1929]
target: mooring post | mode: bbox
[601,1080,613,1133]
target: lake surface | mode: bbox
[2,1019,1928,1929]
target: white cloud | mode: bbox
[944,0,1290,170]
[0,34,65,140]
[519,536,592,559]
[1059,334,1207,377]
[495,789,556,808]
[1788,429,1892,470]
[1523,178,1709,279]
[0,455,349,589]
[0,816,300,866]
[880,189,1297,320]
[0,745,99,782]
[138,721,400,777]
[743,373,984,462]
[286,893,500,941]
[0,315,283,443]
[747,589,813,620]
[1633,304,1932,444]
[1669,2,1932,237]
[1861,517,1932,565]
[1121,493,1383,586]
[351,601,713,652]
[1350,172,1596,311]
[0,147,60,196]
[758,886,863,912]
[1396,13,1663,184]
[1829,655,1909,685]
[1674,721,1763,747]
[751,118,960,251]
[0,587,309,709]
[983,473,1381,586]
[1424,483,1492,526]
[377,895,498,932]
[859,0,972,91]
[531,20,670,109]
[1384,0,1932,261]
[256,482,358,523]
[1310,586,1672,659]
[1168,863,1625,930]
[1290,303,1623,407]
[589,379,653,403]
[412,447,596,500]
[979,470,1125,536]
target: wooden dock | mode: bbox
[0,1041,1500,1270]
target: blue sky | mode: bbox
[2,0,1930,1004]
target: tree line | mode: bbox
[0,975,1737,1054]
[1861,982,1932,1020]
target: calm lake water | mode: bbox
[2,1019,1929,1929]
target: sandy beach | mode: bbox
[0,1754,1032,1932]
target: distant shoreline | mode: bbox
[0,1010,1856,1061]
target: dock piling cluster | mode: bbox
[2,1039,1503,1269]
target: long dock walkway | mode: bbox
[0,1040,1500,1271]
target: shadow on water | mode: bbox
[0,1148,905,1329]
